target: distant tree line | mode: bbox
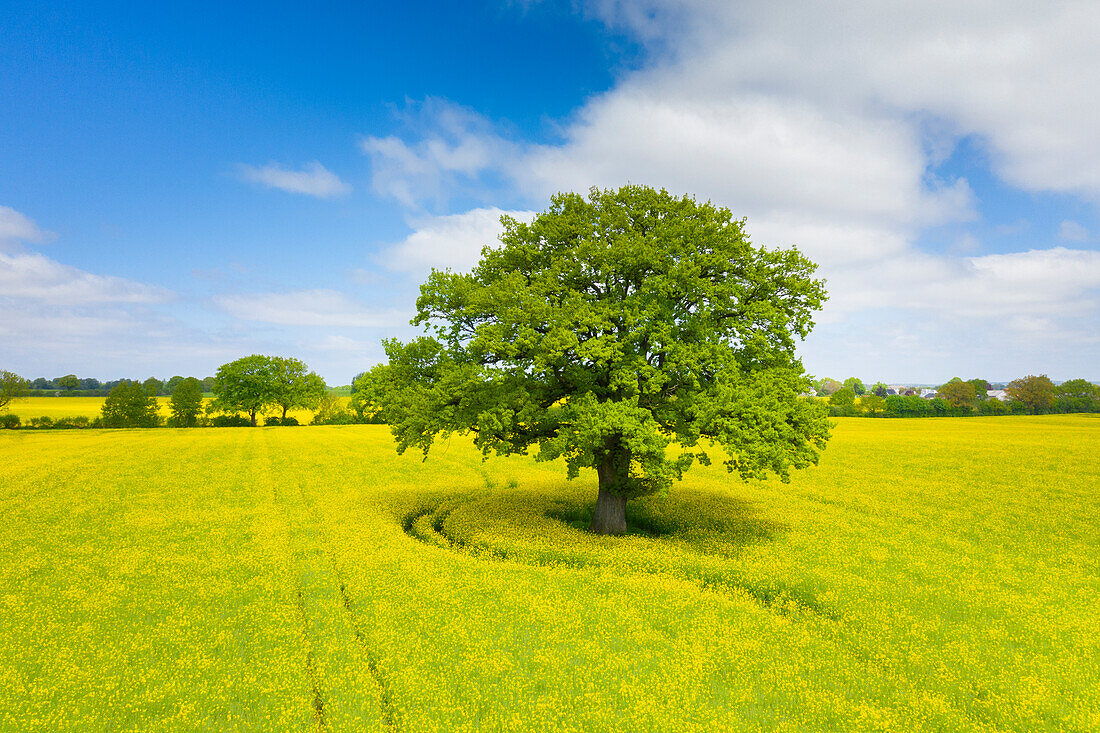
[0,356,382,430]
[817,374,1099,418]
[22,374,218,397]
[4,363,1095,429]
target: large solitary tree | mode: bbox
[364,186,831,534]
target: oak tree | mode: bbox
[364,186,831,534]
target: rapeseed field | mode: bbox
[1,416,1097,730]
[10,396,323,423]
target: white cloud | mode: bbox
[360,101,519,210]
[0,250,172,304]
[1059,220,1090,242]
[381,207,536,273]
[237,161,351,198]
[585,0,1100,201]
[0,206,55,245]
[213,289,404,328]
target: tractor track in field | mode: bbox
[294,477,400,733]
[401,501,839,622]
[265,435,398,733]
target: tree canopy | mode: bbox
[169,377,204,427]
[364,185,831,534]
[211,355,277,427]
[101,381,160,428]
[270,357,327,419]
[937,378,976,410]
[0,371,30,412]
[1006,374,1056,412]
[211,355,325,425]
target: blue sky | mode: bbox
[2,1,1098,384]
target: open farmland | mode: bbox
[9,396,328,424]
[2,416,1098,731]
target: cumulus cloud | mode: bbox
[237,161,351,198]
[587,0,1100,201]
[381,207,536,273]
[213,289,403,328]
[0,206,55,245]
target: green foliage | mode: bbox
[211,355,278,427]
[829,387,855,407]
[843,377,865,396]
[270,357,327,419]
[101,381,160,428]
[815,378,842,396]
[0,413,20,429]
[860,394,885,415]
[870,381,889,397]
[0,370,31,411]
[937,378,976,410]
[143,377,164,397]
[169,377,204,427]
[1057,378,1100,399]
[207,414,252,427]
[968,378,990,400]
[55,374,80,391]
[264,416,300,426]
[165,376,185,394]
[365,185,831,526]
[1006,374,1056,412]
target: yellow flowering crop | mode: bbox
[1,416,1097,730]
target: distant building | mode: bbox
[987,389,1009,401]
[920,388,938,399]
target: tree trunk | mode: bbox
[590,484,627,535]
[249,409,257,427]
[590,448,629,535]
[282,405,288,419]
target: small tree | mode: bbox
[0,370,31,411]
[56,374,81,391]
[165,376,186,394]
[365,185,831,535]
[212,355,279,427]
[830,387,855,406]
[102,381,160,427]
[1056,379,1099,399]
[937,378,976,410]
[270,357,327,420]
[968,378,990,401]
[143,377,164,397]
[815,377,842,396]
[843,377,865,396]
[870,381,889,398]
[1005,374,1056,413]
[860,394,885,415]
[168,377,204,427]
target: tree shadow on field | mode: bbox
[545,488,788,557]
[401,485,835,620]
